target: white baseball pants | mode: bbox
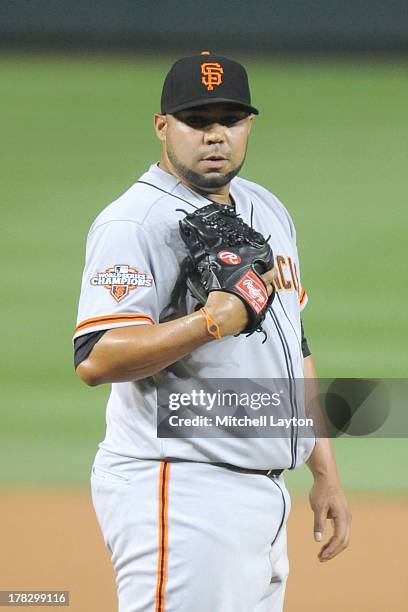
[91,457,290,612]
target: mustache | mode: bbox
[200,147,229,160]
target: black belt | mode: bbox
[211,462,284,478]
[165,458,283,478]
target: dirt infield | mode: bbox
[0,489,407,611]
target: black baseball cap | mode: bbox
[161,51,259,116]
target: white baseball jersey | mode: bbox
[74,163,314,470]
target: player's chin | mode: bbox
[196,172,230,189]
[195,166,239,189]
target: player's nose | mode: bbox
[203,123,226,144]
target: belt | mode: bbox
[211,462,284,478]
[165,458,283,478]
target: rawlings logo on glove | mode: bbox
[235,270,269,314]
[217,250,242,265]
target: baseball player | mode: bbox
[74,52,351,612]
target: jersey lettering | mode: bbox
[273,254,305,306]
[276,255,292,290]
[288,256,299,292]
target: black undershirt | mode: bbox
[301,320,311,358]
[74,320,311,369]
[74,330,107,369]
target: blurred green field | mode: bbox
[1,54,407,491]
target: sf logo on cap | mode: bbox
[201,62,224,91]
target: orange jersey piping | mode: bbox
[74,313,154,334]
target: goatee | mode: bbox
[167,148,245,192]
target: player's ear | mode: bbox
[154,113,168,142]
[247,114,254,134]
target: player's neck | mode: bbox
[196,189,232,206]
[157,160,233,206]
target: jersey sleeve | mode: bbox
[73,220,159,340]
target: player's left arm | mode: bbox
[304,354,352,562]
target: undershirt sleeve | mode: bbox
[74,330,107,369]
[301,319,311,358]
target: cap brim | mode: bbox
[164,97,259,115]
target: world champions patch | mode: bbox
[90,264,153,302]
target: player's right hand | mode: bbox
[261,267,277,297]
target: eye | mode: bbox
[178,113,246,129]
[183,116,209,129]
[222,115,247,127]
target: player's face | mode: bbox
[154,103,253,194]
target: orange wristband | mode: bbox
[201,307,221,341]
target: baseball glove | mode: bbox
[178,203,275,336]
